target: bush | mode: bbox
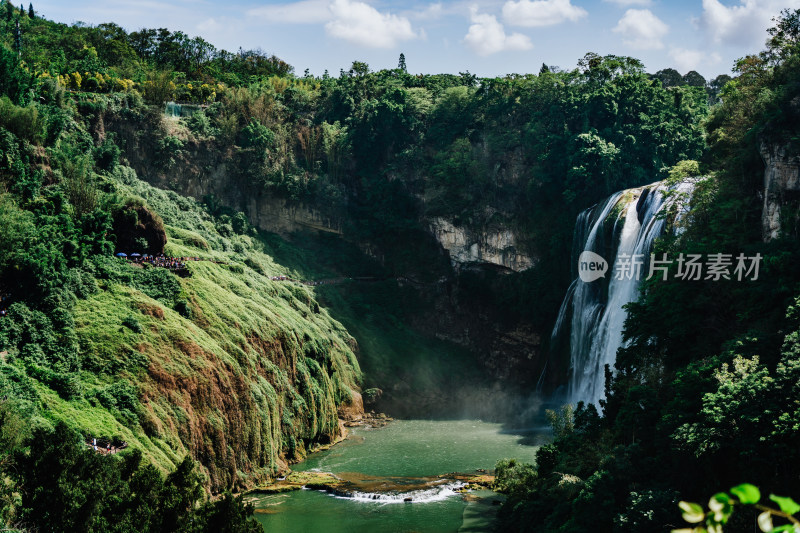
[131,268,182,304]
[121,315,142,333]
[94,134,121,172]
[495,458,537,496]
[186,111,217,138]
[174,299,192,318]
[238,119,274,149]
[95,381,139,421]
[0,97,45,143]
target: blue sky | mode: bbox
[32,0,800,79]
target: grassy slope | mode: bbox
[40,169,361,492]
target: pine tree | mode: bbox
[27,2,32,18]
[13,17,21,56]
[4,1,12,22]
[397,53,407,73]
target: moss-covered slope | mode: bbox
[1,167,361,492]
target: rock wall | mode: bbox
[108,118,342,237]
[107,114,545,392]
[761,142,800,241]
[429,217,535,272]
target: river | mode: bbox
[251,419,550,533]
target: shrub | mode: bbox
[121,315,142,333]
[174,299,192,318]
[9,422,262,532]
[494,458,537,496]
[94,134,121,172]
[238,119,274,149]
[95,381,139,421]
[186,111,217,138]
[131,268,182,304]
[0,97,45,143]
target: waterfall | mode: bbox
[551,181,692,406]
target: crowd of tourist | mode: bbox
[118,253,201,271]
[86,436,128,455]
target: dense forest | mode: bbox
[0,1,799,531]
[496,8,800,533]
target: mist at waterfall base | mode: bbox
[549,180,693,407]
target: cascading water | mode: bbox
[330,480,467,504]
[551,181,692,406]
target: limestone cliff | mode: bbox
[108,116,342,237]
[761,142,800,241]
[428,217,535,272]
[105,113,546,396]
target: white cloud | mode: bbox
[196,17,221,32]
[464,7,533,56]
[325,0,419,48]
[603,0,652,6]
[669,47,722,73]
[701,0,800,47]
[502,0,587,28]
[413,3,444,20]
[248,0,332,24]
[612,9,668,49]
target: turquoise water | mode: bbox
[252,419,550,533]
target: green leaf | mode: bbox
[771,525,794,533]
[770,495,800,516]
[679,501,706,523]
[731,483,761,505]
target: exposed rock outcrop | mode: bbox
[108,117,342,237]
[761,142,800,241]
[337,390,365,424]
[429,217,535,272]
[112,204,167,254]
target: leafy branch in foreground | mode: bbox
[674,483,800,533]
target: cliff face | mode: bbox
[429,217,535,272]
[108,116,539,271]
[761,142,800,241]
[106,113,546,394]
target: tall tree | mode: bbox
[653,67,683,87]
[682,70,706,87]
[398,52,407,73]
[13,18,21,57]
[26,2,31,18]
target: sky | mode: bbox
[31,0,800,79]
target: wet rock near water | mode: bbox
[343,410,393,428]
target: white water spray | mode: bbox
[552,181,692,406]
